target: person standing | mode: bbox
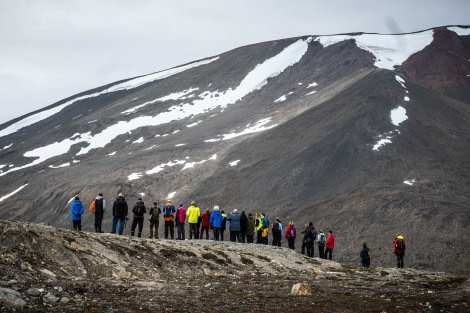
[360,243,371,268]
[227,209,241,242]
[271,217,282,246]
[300,223,309,255]
[261,213,269,244]
[220,210,227,241]
[70,196,85,231]
[186,201,200,240]
[245,213,255,243]
[111,193,128,235]
[200,209,211,240]
[325,230,335,260]
[130,198,146,237]
[394,235,406,268]
[285,221,296,250]
[176,202,186,240]
[317,229,326,259]
[255,212,263,244]
[162,200,176,239]
[240,211,248,243]
[149,202,161,239]
[305,222,316,258]
[93,193,106,233]
[210,206,223,241]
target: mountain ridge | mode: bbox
[1,25,469,275]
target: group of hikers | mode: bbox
[70,193,406,267]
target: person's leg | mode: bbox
[137,219,143,237]
[111,216,118,233]
[149,220,154,238]
[94,214,99,232]
[170,222,174,239]
[130,219,137,236]
[118,217,125,235]
[97,214,103,232]
[155,222,159,239]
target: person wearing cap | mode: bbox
[111,193,128,235]
[176,202,186,240]
[393,234,406,268]
[70,196,85,231]
[186,201,200,239]
[162,199,176,239]
[130,198,146,237]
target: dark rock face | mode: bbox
[0,26,469,276]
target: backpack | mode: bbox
[396,239,405,251]
[318,234,326,246]
[132,203,145,216]
[262,217,269,229]
[290,226,296,237]
[307,227,316,240]
[115,198,127,216]
[261,227,269,238]
[163,205,175,222]
[151,207,161,221]
[89,199,96,213]
[272,222,280,233]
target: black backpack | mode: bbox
[307,227,316,240]
[133,203,145,216]
[272,222,280,233]
[396,239,405,251]
[115,198,127,216]
[95,198,104,214]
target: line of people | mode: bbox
[71,194,336,258]
[72,193,406,267]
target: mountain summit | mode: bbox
[0,26,469,274]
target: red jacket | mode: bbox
[200,211,211,227]
[326,233,335,250]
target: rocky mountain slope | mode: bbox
[0,26,469,275]
[0,220,469,312]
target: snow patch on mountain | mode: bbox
[316,30,434,70]
[391,106,408,126]
[0,58,219,137]
[0,38,309,177]
[0,184,28,203]
[372,75,409,151]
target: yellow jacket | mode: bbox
[186,205,201,223]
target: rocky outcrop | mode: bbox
[401,27,470,102]
[0,220,468,312]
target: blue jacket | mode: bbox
[210,210,223,228]
[227,212,241,231]
[70,200,85,221]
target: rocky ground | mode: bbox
[0,220,469,312]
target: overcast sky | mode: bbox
[1,0,469,125]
